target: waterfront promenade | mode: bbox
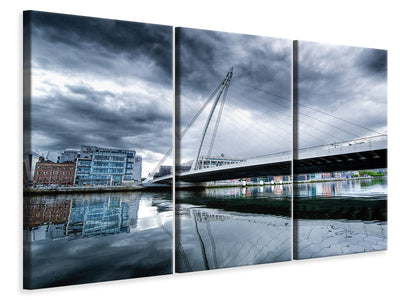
[24,184,144,195]
[24,175,386,194]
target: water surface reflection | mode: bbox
[23,191,172,289]
[294,179,387,259]
[176,185,292,273]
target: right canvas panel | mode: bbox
[293,41,388,259]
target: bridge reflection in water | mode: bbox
[175,185,292,272]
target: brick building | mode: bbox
[32,158,76,186]
[23,199,72,228]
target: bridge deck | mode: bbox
[152,136,387,184]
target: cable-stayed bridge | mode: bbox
[144,68,387,186]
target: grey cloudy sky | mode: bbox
[297,41,387,148]
[176,29,387,165]
[176,28,293,163]
[25,11,173,176]
[24,13,386,173]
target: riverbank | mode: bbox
[293,175,387,184]
[204,175,387,189]
[24,184,145,195]
[204,181,291,188]
[24,175,387,194]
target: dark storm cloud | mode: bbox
[177,28,291,101]
[31,83,172,154]
[30,11,172,86]
[27,11,173,172]
[357,48,387,76]
[176,28,292,160]
[297,42,387,148]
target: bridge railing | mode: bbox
[246,150,292,162]
[296,134,387,158]
[178,134,387,173]
[189,150,292,171]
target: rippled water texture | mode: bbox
[23,191,173,289]
[294,178,387,259]
[176,185,292,272]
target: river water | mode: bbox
[23,178,387,287]
[176,178,387,272]
[294,178,387,259]
[175,185,292,272]
[23,191,173,289]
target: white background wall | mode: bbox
[1,0,399,299]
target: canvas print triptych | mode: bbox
[23,11,387,289]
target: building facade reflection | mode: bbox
[23,192,148,242]
[68,196,130,237]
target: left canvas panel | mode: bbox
[23,11,173,289]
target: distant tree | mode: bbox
[359,170,384,177]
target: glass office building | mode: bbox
[74,146,136,186]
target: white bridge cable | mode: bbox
[200,117,276,158]
[223,108,329,150]
[179,80,225,139]
[210,107,292,147]
[230,81,357,141]
[228,86,309,131]
[202,100,293,158]
[230,81,381,142]
[191,69,234,170]
[229,84,292,128]
[229,86,347,145]
[220,107,292,139]
[228,84,337,145]
[198,84,293,154]
[197,132,227,161]
[200,103,292,159]
[198,81,316,159]
[153,70,385,176]
[298,100,385,136]
[150,80,225,175]
[207,81,229,156]
[231,79,384,137]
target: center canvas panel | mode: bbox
[175,27,293,273]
